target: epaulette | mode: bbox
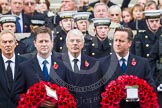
[47,11,55,17]
[87,6,94,12]
[138,30,145,33]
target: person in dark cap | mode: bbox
[0,14,27,55]
[0,15,16,32]
[54,11,76,53]
[149,34,162,108]
[20,14,45,53]
[73,12,93,49]
[86,18,112,58]
[131,10,162,58]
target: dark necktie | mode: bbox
[42,60,48,81]
[121,58,127,73]
[73,59,79,73]
[16,17,21,33]
[6,60,13,88]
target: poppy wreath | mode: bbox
[100,75,159,108]
[17,81,77,108]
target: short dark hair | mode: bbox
[37,0,50,10]
[34,26,52,41]
[114,27,133,41]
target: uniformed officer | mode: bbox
[20,14,45,53]
[54,11,76,53]
[85,18,112,58]
[149,36,162,108]
[73,12,93,53]
[0,15,27,55]
[131,10,161,58]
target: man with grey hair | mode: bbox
[0,30,26,108]
[6,0,30,33]
[60,29,103,108]
[60,0,79,11]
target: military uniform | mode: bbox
[131,28,162,58]
[54,29,67,53]
[53,11,76,53]
[20,14,46,53]
[21,33,35,53]
[131,10,162,58]
[85,18,112,58]
[85,36,112,58]
[149,36,162,108]
[72,12,94,54]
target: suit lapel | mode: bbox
[0,54,11,93]
[125,54,136,75]
[76,54,88,85]
[111,53,123,78]
[31,56,44,81]
[62,53,73,72]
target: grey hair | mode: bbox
[66,29,85,42]
[0,30,16,42]
[94,2,109,12]
[108,5,121,14]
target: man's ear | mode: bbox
[59,21,62,27]
[15,41,18,46]
[94,28,96,34]
[74,22,77,28]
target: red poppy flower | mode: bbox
[85,60,89,67]
[131,58,136,66]
[53,62,59,70]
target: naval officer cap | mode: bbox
[30,14,45,26]
[73,12,91,22]
[0,15,17,24]
[92,18,111,27]
[58,11,77,20]
[144,10,161,19]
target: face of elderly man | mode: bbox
[10,0,23,15]
[61,0,77,11]
[0,31,17,59]
[66,29,84,57]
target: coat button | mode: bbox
[146,44,149,47]
[92,52,95,55]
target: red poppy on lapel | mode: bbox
[85,60,89,67]
[131,58,136,66]
[53,62,59,69]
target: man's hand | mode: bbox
[39,100,57,108]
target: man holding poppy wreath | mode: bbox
[13,26,67,107]
[100,27,156,108]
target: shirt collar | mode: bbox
[37,53,51,64]
[2,54,15,63]
[68,52,81,62]
[116,52,129,62]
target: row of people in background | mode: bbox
[0,0,162,32]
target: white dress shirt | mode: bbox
[37,54,52,74]
[68,52,81,71]
[116,52,129,66]
[2,54,15,79]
